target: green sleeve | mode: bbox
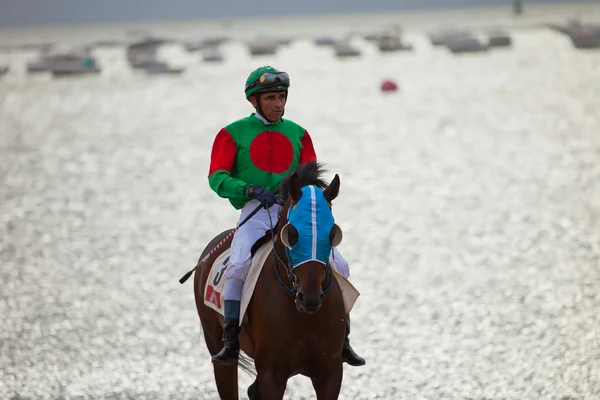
[208,170,250,202]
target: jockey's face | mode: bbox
[250,91,287,122]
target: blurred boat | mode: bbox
[545,18,600,49]
[428,28,471,46]
[126,37,169,58]
[51,63,100,77]
[26,46,100,76]
[334,41,361,57]
[314,36,336,46]
[142,62,185,75]
[184,40,204,52]
[125,40,184,73]
[569,28,600,49]
[130,59,163,69]
[247,40,278,56]
[276,37,294,46]
[26,46,64,73]
[561,20,600,49]
[446,36,489,54]
[488,30,513,47]
[128,55,183,74]
[126,38,166,68]
[202,36,229,47]
[363,32,382,42]
[377,36,414,52]
[127,51,160,68]
[130,51,159,69]
[49,50,101,77]
[27,59,50,73]
[202,46,224,62]
[127,38,162,50]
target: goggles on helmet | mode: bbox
[245,71,290,92]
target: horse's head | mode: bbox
[279,169,343,314]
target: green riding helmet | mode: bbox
[244,66,290,99]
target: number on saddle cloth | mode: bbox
[212,256,229,287]
[203,228,278,316]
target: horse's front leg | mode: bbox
[199,316,240,400]
[311,359,343,400]
[256,366,288,400]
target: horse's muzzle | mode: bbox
[295,292,324,314]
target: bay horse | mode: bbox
[193,162,347,399]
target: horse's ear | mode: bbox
[289,173,302,202]
[330,224,343,247]
[323,174,340,203]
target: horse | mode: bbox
[193,162,347,399]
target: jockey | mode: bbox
[207,65,365,367]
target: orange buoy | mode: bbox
[381,79,398,92]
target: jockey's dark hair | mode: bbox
[279,161,328,200]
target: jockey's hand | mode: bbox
[248,186,280,208]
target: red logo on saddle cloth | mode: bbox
[205,284,221,308]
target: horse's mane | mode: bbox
[278,161,328,199]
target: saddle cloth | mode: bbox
[203,241,360,326]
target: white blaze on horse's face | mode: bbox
[280,185,342,269]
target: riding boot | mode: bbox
[211,318,241,365]
[342,315,366,366]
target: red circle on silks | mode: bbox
[250,131,294,174]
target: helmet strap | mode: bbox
[256,104,270,123]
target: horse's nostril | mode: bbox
[297,292,304,302]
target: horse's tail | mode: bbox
[238,353,256,377]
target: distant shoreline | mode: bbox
[0,1,598,48]
[0,0,597,29]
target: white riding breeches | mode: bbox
[225,199,282,282]
[223,199,351,302]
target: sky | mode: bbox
[0,0,573,26]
